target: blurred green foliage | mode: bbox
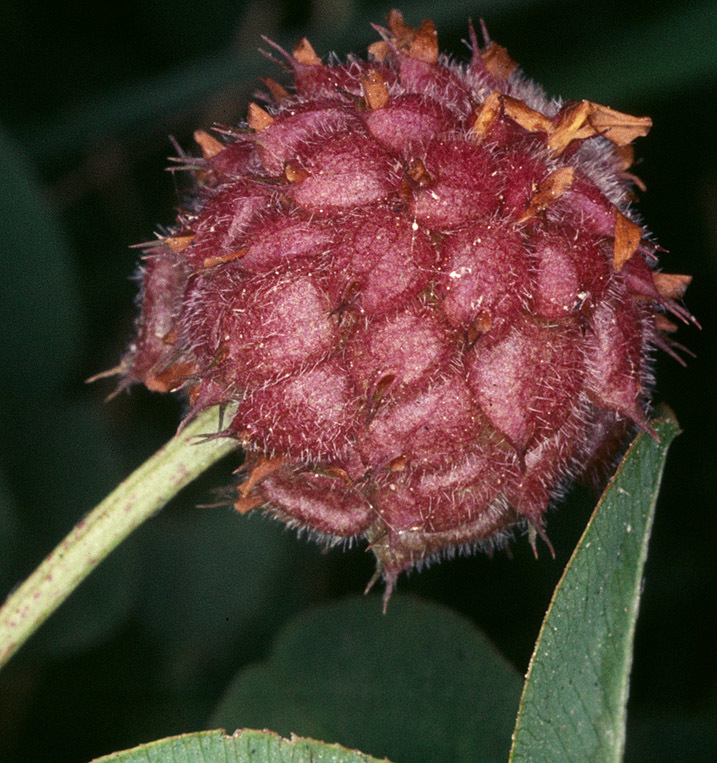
[0,1,715,761]
[210,596,522,762]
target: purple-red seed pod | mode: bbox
[120,9,694,601]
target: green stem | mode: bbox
[0,406,237,671]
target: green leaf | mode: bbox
[211,595,522,763]
[510,411,681,762]
[90,728,391,763]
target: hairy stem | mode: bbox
[0,406,237,670]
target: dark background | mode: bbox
[1,1,715,760]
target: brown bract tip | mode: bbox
[467,310,493,343]
[388,455,409,472]
[234,494,264,514]
[652,272,692,300]
[293,37,322,66]
[144,362,196,393]
[549,101,596,153]
[361,70,390,110]
[386,8,407,36]
[322,465,354,485]
[193,129,224,158]
[261,76,291,103]
[655,314,679,333]
[247,102,274,132]
[613,210,643,271]
[367,40,391,62]
[164,234,195,253]
[284,162,309,183]
[406,157,432,187]
[588,103,652,145]
[517,166,574,222]
[203,248,248,269]
[502,97,651,155]
[237,455,285,498]
[386,8,438,63]
[502,95,554,134]
[615,144,636,171]
[471,91,502,142]
[550,101,651,154]
[481,41,518,80]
